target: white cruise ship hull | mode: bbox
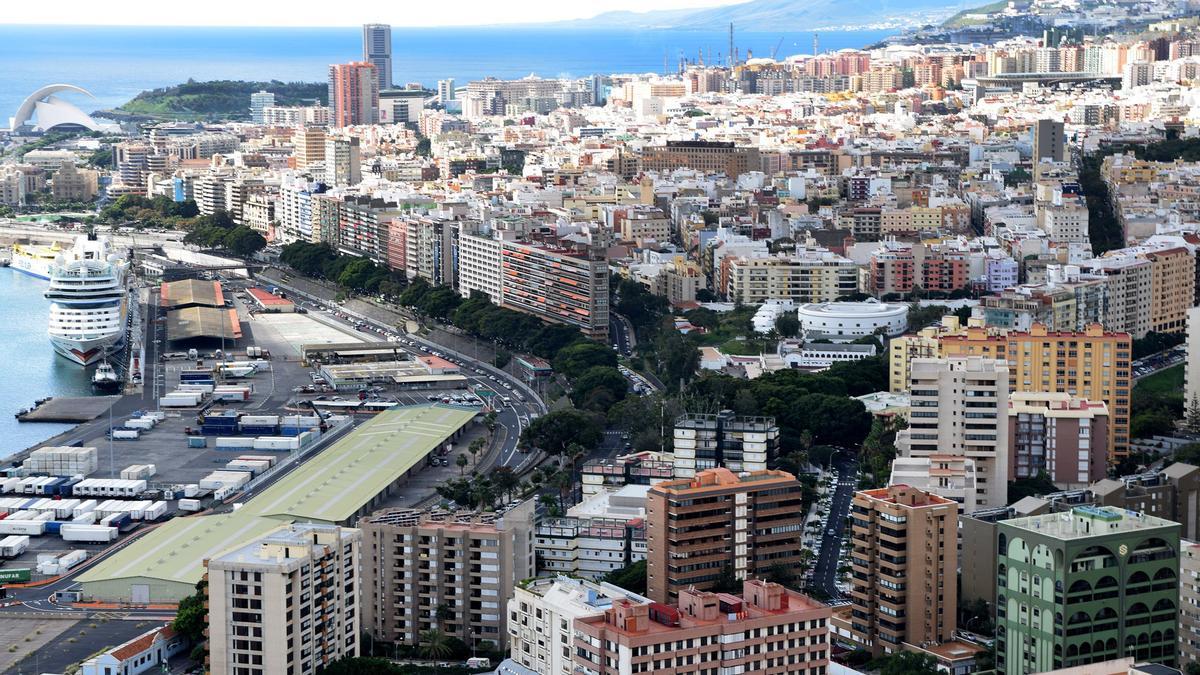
[50,333,124,366]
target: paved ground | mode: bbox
[0,617,79,674]
[19,396,121,422]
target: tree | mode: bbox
[173,579,208,643]
[456,453,469,476]
[468,437,486,465]
[711,565,740,593]
[435,602,456,630]
[878,650,939,675]
[224,226,267,256]
[603,560,647,594]
[554,341,618,379]
[1007,471,1058,502]
[570,366,629,411]
[1187,394,1200,435]
[765,562,796,589]
[492,466,520,502]
[418,629,456,659]
[520,409,603,455]
[775,313,800,338]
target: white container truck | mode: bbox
[178,498,202,512]
[0,535,30,557]
[60,525,118,543]
[0,520,45,536]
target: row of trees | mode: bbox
[280,241,407,297]
[183,210,268,256]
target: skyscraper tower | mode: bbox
[362,23,393,90]
[328,62,379,127]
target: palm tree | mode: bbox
[456,453,469,476]
[419,629,455,659]
[468,437,486,465]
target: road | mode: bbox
[1132,345,1186,381]
[243,275,545,474]
[811,453,858,599]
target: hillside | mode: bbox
[117,80,326,121]
[560,0,964,31]
[941,0,1008,27]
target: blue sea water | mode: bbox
[0,25,896,118]
[0,269,94,459]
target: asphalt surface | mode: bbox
[811,453,858,599]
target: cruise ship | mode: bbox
[11,242,63,280]
[45,235,129,366]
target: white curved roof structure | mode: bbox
[10,84,107,132]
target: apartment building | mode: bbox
[940,323,1132,459]
[672,411,780,477]
[835,485,958,657]
[328,61,379,127]
[573,580,831,675]
[1146,247,1193,333]
[498,237,610,339]
[337,195,400,264]
[645,468,805,603]
[896,357,1010,509]
[508,577,651,675]
[324,137,361,188]
[725,249,859,305]
[996,506,1180,674]
[1181,541,1200,669]
[640,140,761,178]
[580,452,674,497]
[403,216,458,286]
[535,485,648,579]
[887,315,973,393]
[360,504,535,648]
[293,127,327,172]
[1080,254,1152,338]
[206,523,362,675]
[979,267,1107,332]
[1008,392,1109,487]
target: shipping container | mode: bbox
[0,520,45,536]
[44,521,63,534]
[111,429,140,440]
[187,436,208,449]
[0,567,32,583]
[239,415,280,427]
[198,471,251,491]
[143,501,168,521]
[72,511,96,525]
[101,512,131,530]
[60,525,118,543]
[71,500,97,519]
[238,425,278,435]
[125,418,155,430]
[237,455,278,467]
[252,437,300,451]
[178,498,202,512]
[0,535,29,557]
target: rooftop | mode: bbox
[166,306,242,341]
[1000,505,1180,540]
[78,404,474,596]
[159,279,224,308]
[650,467,797,495]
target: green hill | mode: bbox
[942,0,1008,27]
[117,79,326,121]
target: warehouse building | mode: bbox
[76,404,476,603]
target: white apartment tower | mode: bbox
[895,357,1010,508]
[324,137,361,188]
[362,24,393,89]
[206,523,362,675]
[249,90,275,125]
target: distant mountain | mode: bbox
[554,0,965,31]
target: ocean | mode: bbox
[0,25,896,118]
[0,268,94,459]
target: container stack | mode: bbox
[198,471,251,491]
[200,411,240,436]
[239,415,280,435]
[212,385,253,402]
[119,464,157,481]
[279,415,320,436]
[22,446,99,475]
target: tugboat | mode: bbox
[91,361,122,393]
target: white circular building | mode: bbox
[797,300,908,341]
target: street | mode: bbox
[811,453,858,599]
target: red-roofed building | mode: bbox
[80,624,186,675]
[573,580,830,675]
[246,287,296,313]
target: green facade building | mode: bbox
[996,505,1180,674]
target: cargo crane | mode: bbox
[302,398,330,432]
[771,36,784,60]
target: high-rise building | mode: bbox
[360,504,536,649]
[293,126,327,173]
[507,576,650,675]
[1008,392,1109,487]
[835,485,958,657]
[1033,119,1065,176]
[995,506,1180,674]
[671,411,780,477]
[573,580,832,675]
[895,356,1011,509]
[205,523,362,675]
[328,62,379,127]
[323,137,361,188]
[1181,541,1200,668]
[645,468,806,603]
[249,90,275,125]
[437,78,456,103]
[362,24,393,90]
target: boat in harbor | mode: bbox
[91,361,122,392]
[10,241,62,280]
[44,234,129,366]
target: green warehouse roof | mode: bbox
[78,404,476,602]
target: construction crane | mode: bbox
[771,36,785,60]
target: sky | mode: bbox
[0,0,738,27]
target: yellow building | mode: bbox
[888,315,966,393]
[942,323,1132,460]
[1146,247,1194,333]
